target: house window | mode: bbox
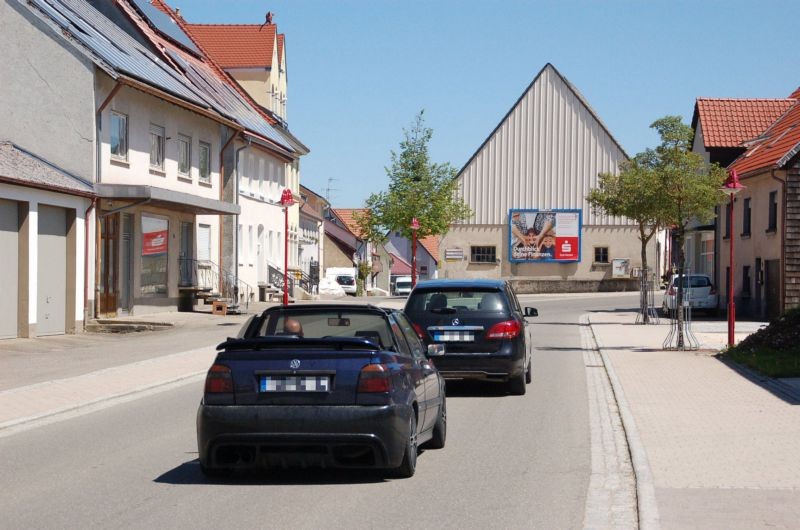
[237,224,243,265]
[199,142,211,182]
[724,202,731,239]
[470,246,496,263]
[177,134,191,176]
[700,236,714,276]
[149,124,165,170]
[594,247,609,264]
[767,191,778,232]
[248,225,254,265]
[110,112,128,160]
[742,265,751,297]
[141,215,168,297]
[742,198,751,236]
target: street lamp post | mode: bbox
[410,217,420,288]
[280,188,296,306]
[721,169,745,347]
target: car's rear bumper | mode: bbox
[197,404,410,470]
[432,354,525,381]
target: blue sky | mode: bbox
[183,0,799,207]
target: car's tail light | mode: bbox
[412,323,426,340]
[485,319,521,340]
[710,286,717,295]
[358,363,391,393]
[205,364,233,393]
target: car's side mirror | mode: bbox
[427,344,445,357]
[524,307,538,318]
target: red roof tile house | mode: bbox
[691,92,800,318]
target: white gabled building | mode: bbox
[441,63,653,292]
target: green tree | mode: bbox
[587,116,726,344]
[588,157,663,323]
[355,111,472,283]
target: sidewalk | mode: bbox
[588,311,800,530]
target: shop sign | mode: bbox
[143,229,168,255]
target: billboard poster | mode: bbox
[509,209,582,262]
[142,229,168,255]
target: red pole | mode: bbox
[411,229,417,288]
[283,206,289,306]
[728,194,735,347]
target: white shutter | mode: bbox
[198,224,211,261]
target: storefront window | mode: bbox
[141,215,168,296]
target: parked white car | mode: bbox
[317,277,347,298]
[325,267,357,295]
[393,276,413,296]
[662,274,718,315]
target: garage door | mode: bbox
[0,199,19,339]
[37,204,67,336]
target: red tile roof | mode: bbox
[184,24,278,69]
[419,235,440,264]
[331,208,367,239]
[277,34,285,67]
[695,98,794,148]
[729,99,800,176]
[389,252,412,275]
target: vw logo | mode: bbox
[451,318,460,326]
[289,359,301,369]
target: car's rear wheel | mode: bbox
[508,371,526,395]
[392,413,418,478]
[424,397,446,450]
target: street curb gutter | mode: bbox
[586,314,661,530]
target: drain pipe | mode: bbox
[770,168,787,311]
[83,197,97,329]
[233,137,252,304]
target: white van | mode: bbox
[393,276,413,296]
[325,267,357,295]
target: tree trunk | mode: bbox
[675,228,686,349]
[639,228,650,324]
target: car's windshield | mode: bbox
[671,276,712,288]
[335,275,355,286]
[396,281,412,289]
[406,289,508,315]
[252,309,391,348]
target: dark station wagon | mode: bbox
[197,304,446,478]
[404,279,537,395]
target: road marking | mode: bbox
[580,314,638,529]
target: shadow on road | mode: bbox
[154,459,390,486]
[443,379,515,398]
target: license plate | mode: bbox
[434,331,475,342]
[260,375,330,392]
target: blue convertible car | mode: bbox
[197,304,446,478]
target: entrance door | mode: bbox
[119,213,133,314]
[179,221,193,286]
[765,259,781,320]
[37,205,67,335]
[0,199,19,339]
[98,213,119,317]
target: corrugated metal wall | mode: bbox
[457,64,629,227]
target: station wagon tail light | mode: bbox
[205,364,233,393]
[412,323,426,340]
[485,319,521,340]
[710,285,717,295]
[358,363,391,393]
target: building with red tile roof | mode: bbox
[689,88,800,318]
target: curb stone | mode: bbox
[585,313,661,530]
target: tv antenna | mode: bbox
[325,177,338,203]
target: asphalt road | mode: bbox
[0,292,643,530]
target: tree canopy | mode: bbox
[354,111,472,244]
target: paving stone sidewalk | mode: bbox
[588,311,800,530]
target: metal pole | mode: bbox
[728,193,735,347]
[283,206,289,306]
[411,228,417,288]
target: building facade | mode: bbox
[440,64,651,292]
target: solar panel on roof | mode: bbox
[131,0,200,55]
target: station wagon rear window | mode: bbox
[405,289,509,315]
[671,276,712,288]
